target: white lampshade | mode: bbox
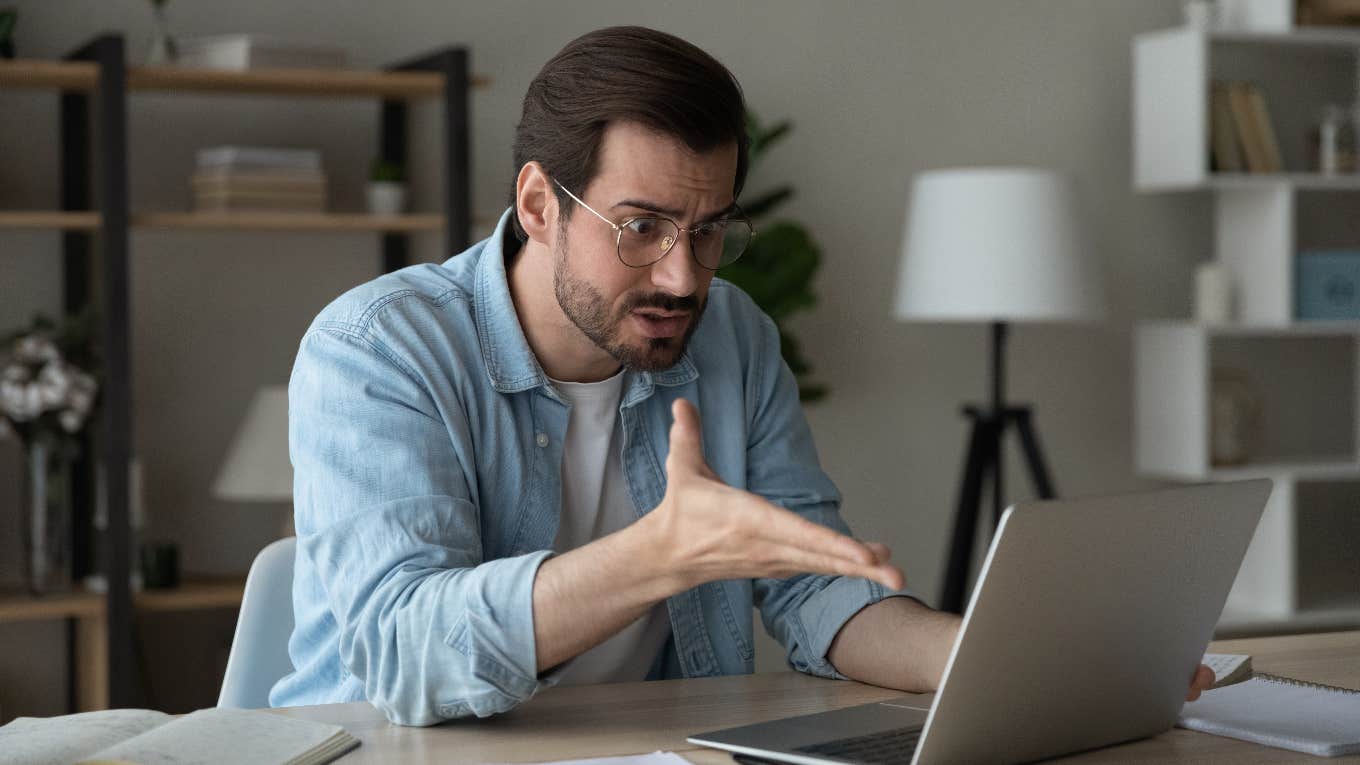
[894,167,1106,323]
[213,386,292,501]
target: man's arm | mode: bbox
[826,596,1218,702]
[827,597,960,692]
[531,398,905,673]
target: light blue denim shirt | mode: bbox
[271,208,911,725]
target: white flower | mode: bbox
[1,379,34,420]
[2,363,30,384]
[59,409,83,433]
[15,336,59,364]
[68,388,94,416]
[23,383,44,419]
[37,362,71,408]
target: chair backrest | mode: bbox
[218,536,297,709]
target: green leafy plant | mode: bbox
[370,158,405,184]
[719,113,827,401]
[0,8,17,59]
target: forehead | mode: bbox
[587,121,738,207]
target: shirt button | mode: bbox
[536,432,549,448]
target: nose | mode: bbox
[648,232,701,297]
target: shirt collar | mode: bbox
[472,208,698,397]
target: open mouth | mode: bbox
[630,310,691,338]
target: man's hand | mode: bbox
[639,399,905,592]
[1186,664,1216,701]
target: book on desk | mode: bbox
[0,706,357,765]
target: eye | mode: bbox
[623,217,663,237]
[692,221,727,240]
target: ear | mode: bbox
[515,161,557,247]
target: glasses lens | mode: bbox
[618,217,680,267]
[709,220,752,269]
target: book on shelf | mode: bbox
[1215,81,1283,174]
[192,146,328,213]
[0,706,359,765]
[1209,82,1245,173]
[176,35,348,71]
[197,146,323,173]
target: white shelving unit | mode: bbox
[1132,7,1360,634]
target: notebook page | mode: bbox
[85,707,355,765]
[1178,676,1360,757]
[0,709,171,765]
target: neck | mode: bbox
[507,238,622,383]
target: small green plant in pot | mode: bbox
[367,158,406,215]
[719,112,827,401]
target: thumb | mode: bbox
[666,398,707,474]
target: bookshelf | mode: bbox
[0,34,482,710]
[1132,15,1360,635]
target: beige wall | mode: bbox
[0,0,1208,715]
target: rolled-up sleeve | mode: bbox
[290,324,553,725]
[742,313,920,678]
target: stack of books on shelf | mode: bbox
[1209,80,1283,174]
[192,146,327,213]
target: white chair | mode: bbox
[219,536,297,709]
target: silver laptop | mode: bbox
[688,480,1272,765]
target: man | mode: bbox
[272,26,1213,725]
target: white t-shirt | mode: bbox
[549,370,672,685]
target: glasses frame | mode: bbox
[552,178,753,271]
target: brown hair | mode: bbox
[510,26,749,242]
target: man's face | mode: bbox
[553,121,738,373]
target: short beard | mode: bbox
[553,231,704,373]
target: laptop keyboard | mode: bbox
[793,726,923,764]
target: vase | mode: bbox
[21,438,75,594]
[366,182,407,215]
[146,3,177,65]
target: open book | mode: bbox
[0,706,358,765]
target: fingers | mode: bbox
[747,501,904,589]
[771,544,906,591]
[864,542,893,565]
[666,398,707,474]
[1185,664,1215,702]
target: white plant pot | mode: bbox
[366,182,407,215]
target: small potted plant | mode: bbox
[366,158,406,216]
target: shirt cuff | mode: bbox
[799,577,925,681]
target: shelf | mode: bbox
[1217,604,1360,639]
[0,211,101,230]
[1203,457,1360,481]
[134,212,446,232]
[0,59,490,98]
[0,59,96,90]
[0,577,246,625]
[1211,27,1360,48]
[0,588,104,623]
[1142,319,1360,337]
[0,211,446,233]
[134,577,245,613]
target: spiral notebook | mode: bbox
[1177,673,1360,757]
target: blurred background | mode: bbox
[2,0,1357,722]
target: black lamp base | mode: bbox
[938,322,1058,614]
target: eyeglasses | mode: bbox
[552,179,753,270]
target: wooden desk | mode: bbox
[271,631,1360,764]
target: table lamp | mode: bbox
[894,167,1106,613]
[213,385,293,535]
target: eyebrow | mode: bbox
[612,198,739,223]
